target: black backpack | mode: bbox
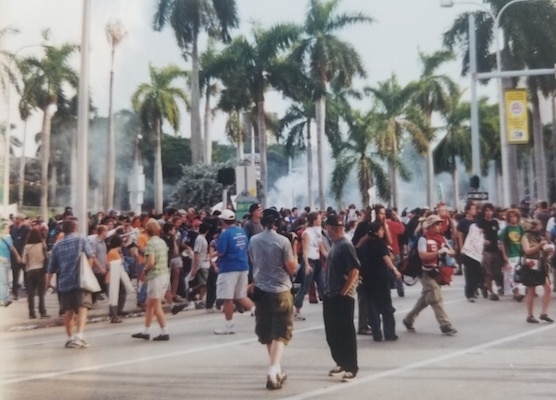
[397,236,423,285]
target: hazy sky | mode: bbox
[1,0,492,156]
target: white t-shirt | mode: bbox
[303,226,322,260]
[194,234,210,269]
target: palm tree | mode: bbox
[443,0,556,203]
[292,0,373,210]
[105,19,127,211]
[18,41,79,218]
[131,64,189,212]
[0,26,20,96]
[215,23,301,206]
[364,74,426,208]
[331,106,405,208]
[408,50,458,208]
[153,0,239,165]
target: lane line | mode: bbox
[279,323,556,400]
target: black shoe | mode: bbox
[357,327,373,335]
[131,332,150,340]
[171,304,186,315]
[266,375,283,390]
[440,326,457,335]
[480,286,488,299]
[152,334,170,341]
[4,300,12,308]
[40,314,50,319]
[526,315,539,323]
[539,314,554,323]
[403,318,416,333]
[385,335,399,341]
[29,314,37,319]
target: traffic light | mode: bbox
[469,175,480,190]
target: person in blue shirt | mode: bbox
[0,220,17,307]
[214,210,254,335]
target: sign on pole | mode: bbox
[505,89,529,144]
[467,192,489,201]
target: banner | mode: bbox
[461,224,484,263]
[505,89,529,144]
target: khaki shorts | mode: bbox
[170,256,183,270]
[60,289,92,314]
[255,290,294,345]
[146,272,170,299]
[216,271,248,300]
[196,268,209,286]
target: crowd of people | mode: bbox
[1,198,556,389]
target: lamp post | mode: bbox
[441,0,541,207]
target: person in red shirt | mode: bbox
[385,209,405,297]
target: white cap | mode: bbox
[220,209,236,221]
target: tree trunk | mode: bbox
[527,153,535,200]
[426,143,434,208]
[315,96,326,210]
[531,90,547,201]
[17,120,28,208]
[452,163,459,210]
[552,94,556,199]
[40,107,54,219]
[154,118,163,212]
[190,34,202,164]
[306,119,313,210]
[203,84,212,164]
[257,99,267,207]
[105,46,116,210]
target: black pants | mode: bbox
[205,267,218,308]
[92,272,108,304]
[463,255,483,299]
[11,262,26,298]
[27,269,46,317]
[366,279,396,341]
[323,295,358,375]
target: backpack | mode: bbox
[397,236,422,285]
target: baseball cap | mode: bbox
[249,203,262,213]
[422,214,442,229]
[220,209,236,221]
[325,214,344,227]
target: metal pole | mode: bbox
[469,13,480,177]
[76,0,91,235]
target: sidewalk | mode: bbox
[0,283,199,333]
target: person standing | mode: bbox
[0,220,16,307]
[403,215,457,336]
[9,214,30,300]
[499,209,526,301]
[46,219,95,348]
[249,208,297,390]
[214,210,254,334]
[477,203,502,301]
[322,214,360,383]
[456,202,482,302]
[131,218,173,341]
[22,229,49,319]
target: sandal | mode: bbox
[526,315,539,324]
[540,314,554,323]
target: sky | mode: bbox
[0,0,505,208]
[0,0,493,152]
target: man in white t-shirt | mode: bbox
[190,222,211,308]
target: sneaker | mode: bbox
[214,324,235,335]
[526,315,539,323]
[276,372,288,385]
[467,297,475,303]
[403,318,415,333]
[152,334,170,341]
[540,314,554,323]
[195,301,206,310]
[266,375,282,390]
[357,327,372,335]
[131,332,150,340]
[328,365,345,376]
[294,313,306,321]
[489,293,500,301]
[513,294,525,302]
[171,303,187,315]
[480,286,488,299]
[75,338,89,348]
[341,371,356,382]
[440,326,457,336]
[65,339,81,349]
[4,300,12,308]
[40,314,50,319]
[250,307,256,317]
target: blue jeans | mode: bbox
[294,259,324,309]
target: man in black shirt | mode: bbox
[9,214,30,300]
[477,203,502,301]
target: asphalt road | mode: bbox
[1,276,555,400]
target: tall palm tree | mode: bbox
[291,0,373,210]
[18,41,79,218]
[215,23,301,206]
[0,26,20,96]
[364,74,426,208]
[408,50,458,208]
[331,106,406,208]
[443,0,556,203]
[153,0,239,165]
[105,19,127,211]
[131,64,189,212]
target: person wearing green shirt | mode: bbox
[499,209,525,302]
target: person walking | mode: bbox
[322,214,360,383]
[214,210,254,335]
[403,214,457,336]
[249,208,297,390]
[9,214,30,300]
[0,220,16,307]
[131,219,173,341]
[46,219,95,348]
[22,229,49,319]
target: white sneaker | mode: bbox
[294,313,306,321]
[214,324,235,335]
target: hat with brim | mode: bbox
[423,214,442,229]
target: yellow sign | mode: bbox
[505,89,529,144]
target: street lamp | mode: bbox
[441,0,541,207]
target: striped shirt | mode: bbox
[48,234,94,293]
[145,236,168,280]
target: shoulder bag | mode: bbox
[79,238,101,293]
